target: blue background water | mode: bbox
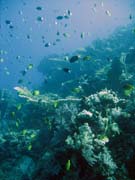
[0,0,135,91]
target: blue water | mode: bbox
[0,0,135,92]
[1,1,135,180]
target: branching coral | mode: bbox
[14,86,81,104]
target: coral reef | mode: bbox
[0,86,134,180]
[0,24,135,180]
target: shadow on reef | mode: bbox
[33,150,105,180]
[126,155,135,180]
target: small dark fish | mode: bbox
[28,81,32,84]
[44,77,48,84]
[9,34,13,37]
[38,99,42,103]
[45,42,51,47]
[36,6,42,11]
[69,55,80,63]
[21,70,27,76]
[16,55,21,59]
[129,14,132,20]
[105,10,111,16]
[9,25,14,29]
[62,68,71,73]
[42,35,45,39]
[37,16,44,22]
[56,16,63,20]
[80,32,85,39]
[63,33,70,38]
[67,10,72,16]
[23,2,26,6]
[56,39,61,42]
[56,31,60,36]
[5,20,11,24]
[18,79,23,84]
[53,42,56,46]
[106,57,112,62]
[27,34,30,39]
[64,23,68,27]
[18,10,23,15]
[64,15,69,19]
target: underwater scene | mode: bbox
[0,0,135,179]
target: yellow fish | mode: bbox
[66,159,71,171]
